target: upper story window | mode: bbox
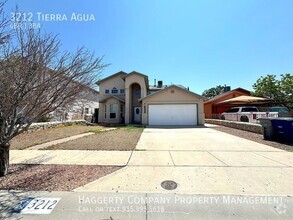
[111,87,118,94]
[134,90,141,97]
[105,89,109,94]
[120,89,125,94]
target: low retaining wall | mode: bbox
[205,119,262,134]
[28,120,89,132]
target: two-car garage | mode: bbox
[148,104,198,126]
[141,85,205,126]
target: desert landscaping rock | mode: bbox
[0,164,121,191]
[26,132,95,150]
[11,125,103,150]
[212,125,293,152]
[44,128,143,151]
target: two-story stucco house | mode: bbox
[97,71,205,126]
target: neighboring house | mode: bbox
[49,86,99,122]
[204,87,251,118]
[97,71,205,126]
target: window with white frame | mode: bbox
[110,104,117,119]
[120,89,125,94]
[105,89,109,94]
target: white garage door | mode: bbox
[148,104,197,126]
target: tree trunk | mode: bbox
[0,143,10,177]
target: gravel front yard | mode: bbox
[0,164,121,191]
[11,125,103,150]
[2,126,142,191]
[45,127,143,151]
[212,125,293,152]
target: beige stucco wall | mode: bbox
[98,74,125,123]
[124,74,148,124]
[141,87,205,125]
[99,74,125,101]
[98,98,123,124]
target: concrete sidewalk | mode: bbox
[9,127,293,196]
[4,127,293,219]
[10,150,131,166]
[75,127,293,196]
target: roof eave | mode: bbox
[96,71,127,85]
[140,85,205,101]
[99,95,125,103]
[204,88,251,104]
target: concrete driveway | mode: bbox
[76,126,293,196]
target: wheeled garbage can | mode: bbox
[257,118,276,141]
[271,118,293,144]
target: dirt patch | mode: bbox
[0,164,121,191]
[212,125,293,152]
[11,125,103,150]
[45,127,143,151]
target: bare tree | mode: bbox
[0,24,107,176]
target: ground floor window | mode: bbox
[110,104,117,119]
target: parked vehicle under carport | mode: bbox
[268,106,291,117]
[221,106,279,123]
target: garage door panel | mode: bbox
[148,104,197,126]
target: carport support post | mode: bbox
[0,143,9,177]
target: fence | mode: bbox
[205,119,262,134]
[211,112,280,124]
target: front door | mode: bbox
[93,108,99,123]
[133,107,141,123]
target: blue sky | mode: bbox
[5,0,293,94]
